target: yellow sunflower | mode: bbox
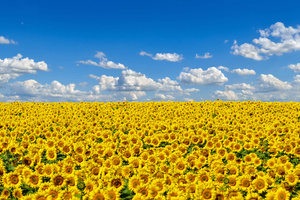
[238,174,253,192]
[89,186,107,200]
[27,172,41,188]
[285,172,299,186]
[46,185,61,200]
[12,187,23,199]
[128,175,141,193]
[45,148,57,161]
[252,176,268,194]
[6,172,22,189]
[274,187,291,200]
[105,187,121,200]
[51,172,67,189]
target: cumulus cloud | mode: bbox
[256,74,292,92]
[0,54,48,86]
[0,36,17,44]
[77,51,127,69]
[231,68,256,76]
[231,22,300,60]
[140,51,183,62]
[288,63,300,73]
[89,69,183,92]
[195,52,213,59]
[153,93,176,101]
[225,83,255,91]
[177,67,228,85]
[213,90,239,101]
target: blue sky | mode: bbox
[1,0,300,102]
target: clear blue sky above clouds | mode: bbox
[1,0,300,102]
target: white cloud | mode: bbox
[256,74,292,92]
[224,40,229,44]
[0,54,48,85]
[89,69,183,92]
[231,68,256,76]
[77,51,127,69]
[288,63,300,73]
[184,88,199,93]
[231,40,265,61]
[213,90,238,100]
[0,36,17,44]
[140,51,183,62]
[225,83,255,91]
[92,85,100,94]
[177,67,228,85]
[218,66,230,72]
[232,22,300,60]
[153,93,176,101]
[139,51,152,57]
[195,52,213,59]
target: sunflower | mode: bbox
[12,187,23,199]
[217,148,227,159]
[274,187,291,200]
[66,175,76,187]
[7,172,22,189]
[285,172,299,186]
[123,150,133,161]
[227,175,239,190]
[63,164,75,176]
[33,190,48,200]
[226,153,236,163]
[46,186,61,200]
[254,158,262,167]
[174,159,187,173]
[227,189,244,199]
[61,190,73,200]
[238,174,252,192]
[151,179,165,193]
[128,175,141,193]
[185,172,197,184]
[137,186,149,198]
[265,190,277,200]
[84,177,97,193]
[111,156,122,169]
[252,177,268,194]
[244,154,253,164]
[43,164,53,177]
[62,144,72,154]
[245,192,262,200]
[267,158,277,169]
[120,166,131,180]
[1,188,10,199]
[156,152,167,163]
[22,155,34,167]
[198,171,210,183]
[35,163,45,176]
[110,175,124,192]
[105,187,121,200]
[25,172,40,188]
[51,172,67,189]
[200,187,216,200]
[227,165,239,176]
[46,148,57,161]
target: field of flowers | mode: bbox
[0,101,300,199]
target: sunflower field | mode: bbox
[1,101,300,200]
